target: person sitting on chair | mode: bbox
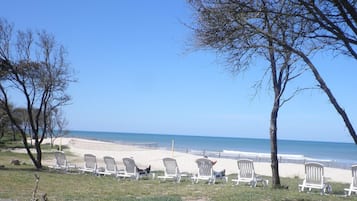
[204,155,217,165]
[204,156,224,178]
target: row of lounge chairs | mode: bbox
[49,152,357,196]
[49,152,260,185]
[50,152,153,179]
[80,154,153,180]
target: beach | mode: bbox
[44,137,352,184]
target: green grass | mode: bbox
[1,151,357,201]
[0,135,25,149]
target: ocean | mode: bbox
[68,130,357,169]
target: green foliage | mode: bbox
[0,132,24,149]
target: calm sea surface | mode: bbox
[69,130,357,168]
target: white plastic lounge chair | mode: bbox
[80,154,97,174]
[97,156,118,176]
[117,158,154,180]
[118,157,139,179]
[345,165,357,196]
[232,159,266,187]
[157,157,187,183]
[192,158,215,184]
[299,162,329,194]
[49,152,75,172]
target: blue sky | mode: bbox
[2,1,357,143]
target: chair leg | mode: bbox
[252,181,257,188]
[177,176,181,183]
[320,188,325,195]
[299,186,304,192]
[263,179,268,187]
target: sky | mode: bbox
[2,1,357,143]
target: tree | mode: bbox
[296,0,357,60]
[288,0,357,143]
[0,103,10,139]
[239,1,357,144]
[188,0,315,187]
[187,0,357,187]
[0,18,74,169]
[48,108,69,149]
[0,103,23,141]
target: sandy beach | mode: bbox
[44,137,352,184]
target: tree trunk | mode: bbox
[11,124,16,141]
[35,138,42,169]
[266,16,282,187]
[270,100,281,187]
[21,130,42,169]
[299,53,357,144]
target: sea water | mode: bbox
[68,130,357,168]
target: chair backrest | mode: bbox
[84,154,97,169]
[123,157,136,174]
[55,152,67,167]
[237,159,255,179]
[351,165,357,187]
[305,162,324,185]
[163,157,178,175]
[104,156,117,172]
[196,158,213,177]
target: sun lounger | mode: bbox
[117,157,139,180]
[157,157,187,183]
[117,157,152,180]
[49,151,76,172]
[97,156,118,176]
[345,165,357,196]
[192,158,227,184]
[79,154,97,175]
[232,159,267,187]
[299,162,330,194]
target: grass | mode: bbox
[1,164,357,200]
[1,145,357,200]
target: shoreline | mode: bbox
[68,131,357,169]
[44,137,352,184]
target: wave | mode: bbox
[222,150,332,162]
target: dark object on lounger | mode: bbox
[136,165,151,175]
[214,169,225,178]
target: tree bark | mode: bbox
[265,10,282,186]
[270,101,281,187]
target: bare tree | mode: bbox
[286,0,357,143]
[295,0,357,59]
[48,108,69,149]
[188,0,315,187]
[0,18,74,169]
[239,1,357,144]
